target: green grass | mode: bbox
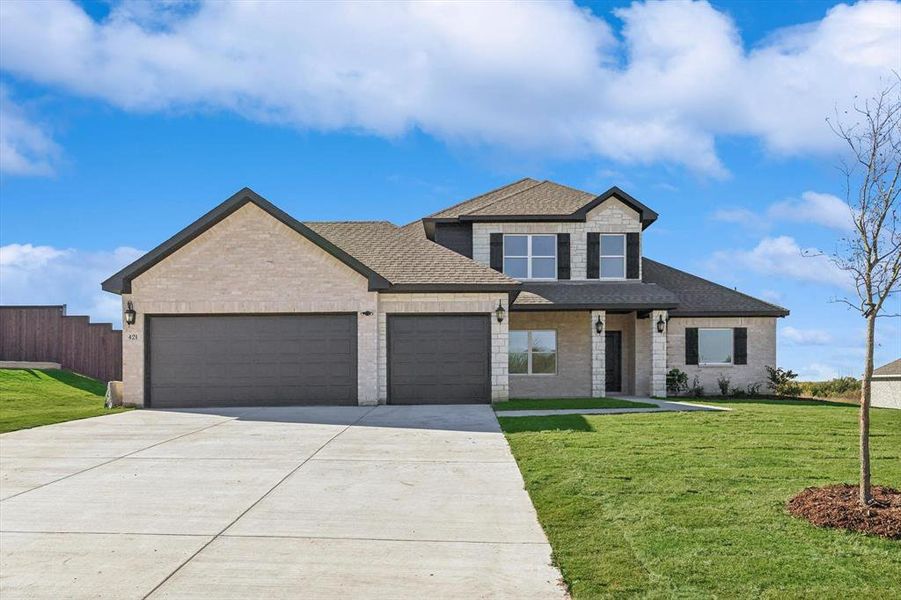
[0,369,129,433]
[495,397,655,411]
[498,398,901,598]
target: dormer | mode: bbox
[422,179,657,282]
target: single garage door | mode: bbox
[388,315,490,404]
[148,314,357,408]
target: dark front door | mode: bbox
[148,314,358,408]
[388,315,491,404]
[605,331,622,393]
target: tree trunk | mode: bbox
[859,312,875,506]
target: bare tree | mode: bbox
[828,80,901,506]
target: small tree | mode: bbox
[828,81,901,506]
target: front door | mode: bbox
[605,331,622,393]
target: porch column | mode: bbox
[591,310,606,397]
[650,309,668,397]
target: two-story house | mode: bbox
[103,180,788,408]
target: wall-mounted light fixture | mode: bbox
[656,314,666,333]
[595,315,604,334]
[495,301,506,324]
[360,310,373,316]
[124,301,137,325]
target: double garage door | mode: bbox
[147,314,490,408]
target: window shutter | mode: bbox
[733,327,748,365]
[557,234,570,280]
[587,233,600,279]
[626,232,640,279]
[489,233,503,272]
[685,328,699,365]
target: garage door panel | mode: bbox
[149,315,357,408]
[388,315,490,405]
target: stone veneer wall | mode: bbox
[121,203,379,407]
[666,316,777,395]
[471,198,642,280]
[508,311,591,398]
[591,310,605,397]
[377,293,509,403]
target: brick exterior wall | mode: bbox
[666,316,777,395]
[377,293,509,403]
[121,203,379,407]
[471,198,642,280]
[508,311,591,398]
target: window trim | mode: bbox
[698,327,734,366]
[509,329,558,376]
[599,233,627,280]
[503,234,558,280]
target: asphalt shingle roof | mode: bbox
[427,178,542,219]
[304,221,518,288]
[642,258,789,316]
[514,281,679,310]
[873,359,901,377]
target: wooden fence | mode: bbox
[0,305,122,382]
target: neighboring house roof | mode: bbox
[304,221,519,291]
[103,188,517,294]
[642,259,789,317]
[424,178,658,228]
[873,358,901,377]
[513,281,679,311]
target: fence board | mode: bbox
[0,306,122,381]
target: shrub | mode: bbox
[689,375,704,397]
[730,386,747,398]
[765,365,801,397]
[802,377,861,399]
[746,382,763,397]
[666,368,688,395]
[717,375,731,396]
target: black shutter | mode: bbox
[490,233,503,272]
[587,233,600,279]
[557,234,570,280]
[733,328,748,365]
[626,232,640,279]
[685,328,699,365]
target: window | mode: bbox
[509,330,557,374]
[600,234,626,279]
[504,234,556,279]
[698,328,733,365]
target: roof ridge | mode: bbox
[425,177,540,218]
[468,179,549,215]
[643,257,789,313]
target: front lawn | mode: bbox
[495,397,655,411]
[499,398,901,598]
[0,369,129,433]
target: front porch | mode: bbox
[508,308,668,399]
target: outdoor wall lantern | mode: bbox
[595,315,604,334]
[124,301,137,325]
[656,314,666,333]
[495,301,506,324]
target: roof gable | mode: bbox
[101,188,390,294]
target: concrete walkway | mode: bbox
[497,397,730,417]
[0,405,566,599]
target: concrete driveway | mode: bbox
[0,405,565,599]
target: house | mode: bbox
[871,359,900,409]
[102,180,788,408]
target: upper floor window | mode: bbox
[699,328,733,365]
[504,234,556,279]
[600,234,626,279]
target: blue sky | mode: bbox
[1,0,899,379]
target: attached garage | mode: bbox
[147,314,357,408]
[388,315,491,404]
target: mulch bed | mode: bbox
[787,484,901,539]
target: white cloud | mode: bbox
[0,87,60,175]
[0,0,898,176]
[0,244,143,325]
[711,207,769,230]
[710,235,851,288]
[768,191,853,231]
[781,326,834,345]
